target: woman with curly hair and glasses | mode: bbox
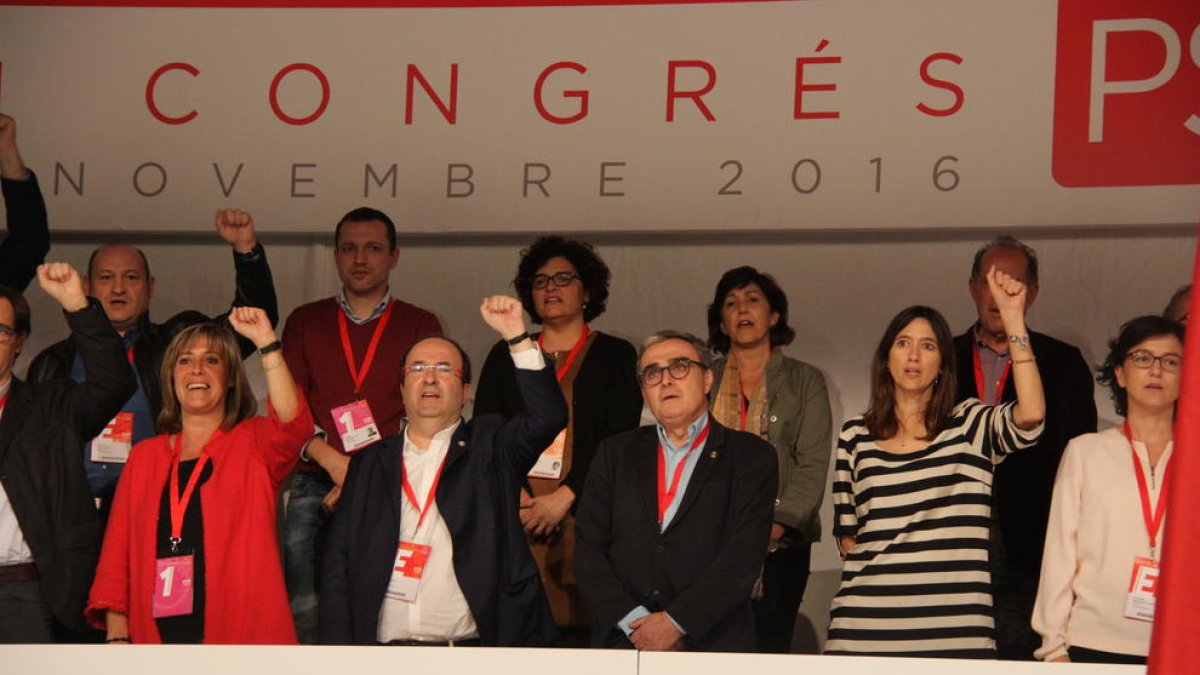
[474,236,642,644]
[1033,316,1183,665]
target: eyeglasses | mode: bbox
[1125,350,1182,373]
[638,358,706,385]
[404,362,464,379]
[532,272,580,290]
[0,325,16,345]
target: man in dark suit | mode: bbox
[953,236,1097,660]
[0,113,50,292]
[26,210,277,515]
[0,263,135,642]
[319,295,566,646]
[575,331,777,652]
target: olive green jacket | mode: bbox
[710,350,832,544]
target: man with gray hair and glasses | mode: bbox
[575,330,777,652]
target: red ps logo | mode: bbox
[1053,0,1200,187]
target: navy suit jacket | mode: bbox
[574,420,778,652]
[319,361,567,646]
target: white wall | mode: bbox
[14,226,1194,649]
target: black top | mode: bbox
[473,331,642,503]
[154,457,214,644]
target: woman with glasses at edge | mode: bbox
[473,236,642,645]
[87,308,313,644]
[704,266,832,653]
[1032,316,1183,665]
[826,266,1045,658]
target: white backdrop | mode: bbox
[0,0,1196,233]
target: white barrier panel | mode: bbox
[641,651,1144,674]
[0,0,1196,234]
[0,645,1145,674]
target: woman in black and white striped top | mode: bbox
[826,267,1045,658]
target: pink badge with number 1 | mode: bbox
[153,554,195,618]
[331,400,381,452]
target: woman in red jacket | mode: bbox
[87,307,312,644]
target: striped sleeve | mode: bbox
[832,419,863,539]
[960,399,1044,464]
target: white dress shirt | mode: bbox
[376,346,545,642]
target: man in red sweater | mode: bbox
[281,207,442,644]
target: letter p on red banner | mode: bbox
[1053,0,1200,187]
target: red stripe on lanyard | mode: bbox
[401,454,450,532]
[337,299,395,397]
[169,433,210,548]
[1124,420,1169,557]
[0,389,9,415]
[972,341,1012,403]
[538,324,590,382]
[126,345,136,365]
[656,421,711,523]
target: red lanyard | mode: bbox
[126,345,136,365]
[972,341,1012,403]
[337,299,395,396]
[1124,421,1169,557]
[401,454,449,532]
[656,421,712,523]
[538,325,590,382]
[0,388,9,416]
[169,434,210,550]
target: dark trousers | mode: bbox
[0,580,56,643]
[752,542,811,654]
[1068,645,1147,665]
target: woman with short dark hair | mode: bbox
[1032,316,1183,665]
[827,267,1045,657]
[474,235,642,643]
[704,265,831,653]
[87,308,312,644]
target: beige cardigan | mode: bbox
[1032,427,1173,660]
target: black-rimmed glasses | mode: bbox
[0,325,15,345]
[1125,350,1182,373]
[532,272,580,290]
[638,358,706,385]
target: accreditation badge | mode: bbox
[527,429,566,479]
[385,541,432,602]
[1124,556,1159,622]
[91,412,134,463]
[331,400,381,452]
[153,553,195,618]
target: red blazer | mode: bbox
[86,395,313,643]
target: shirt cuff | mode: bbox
[511,346,546,371]
[617,606,651,637]
[665,612,686,635]
[299,427,327,462]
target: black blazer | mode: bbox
[473,331,643,501]
[953,328,1097,576]
[0,171,50,291]
[574,420,778,652]
[319,362,568,646]
[0,302,135,632]
[26,244,278,423]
